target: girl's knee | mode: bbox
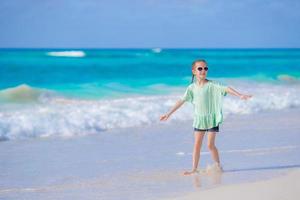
[207,144,216,151]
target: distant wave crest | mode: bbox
[47,51,86,57]
[152,48,162,53]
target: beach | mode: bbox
[1,0,300,198]
[0,107,299,200]
[1,0,300,197]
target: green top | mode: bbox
[180,80,228,129]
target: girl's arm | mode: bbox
[160,99,185,121]
[225,87,253,100]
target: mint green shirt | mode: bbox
[181,80,228,129]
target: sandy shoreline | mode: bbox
[0,108,299,200]
[160,168,300,200]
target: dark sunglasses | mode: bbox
[197,67,208,71]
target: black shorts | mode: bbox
[194,125,219,132]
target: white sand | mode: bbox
[161,168,300,200]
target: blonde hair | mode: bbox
[191,59,207,83]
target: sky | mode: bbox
[0,0,299,48]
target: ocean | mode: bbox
[0,48,300,140]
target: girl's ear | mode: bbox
[191,69,195,75]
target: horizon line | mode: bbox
[0,47,300,50]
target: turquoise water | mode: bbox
[1,48,300,99]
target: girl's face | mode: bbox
[192,61,208,80]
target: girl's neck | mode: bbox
[195,78,208,86]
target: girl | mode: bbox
[160,59,252,176]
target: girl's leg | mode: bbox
[207,132,220,164]
[192,131,205,169]
[183,131,205,175]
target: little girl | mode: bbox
[160,59,252,176]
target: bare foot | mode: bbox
[183,170,198,176]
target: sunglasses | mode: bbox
[197,67,208,71]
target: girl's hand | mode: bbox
[160,113,170,121]
[240,94,253,100]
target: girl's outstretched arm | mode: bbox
[160,99,185,121]
[225,87,253,100]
